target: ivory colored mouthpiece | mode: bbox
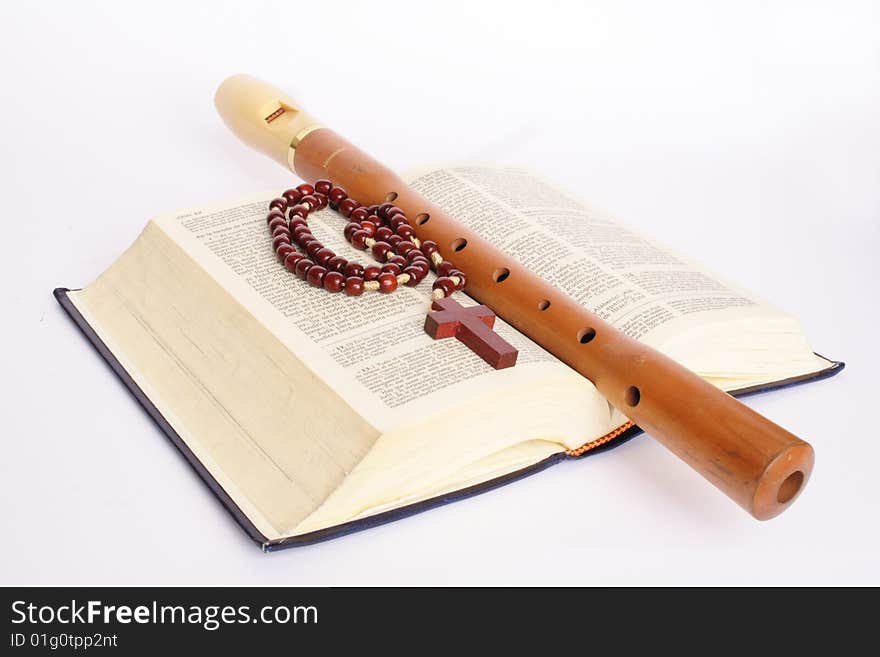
[214,74,321,170]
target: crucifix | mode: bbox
[424,297,518,370]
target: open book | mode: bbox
[56,165,841,550]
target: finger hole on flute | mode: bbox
[538,299,551,311]
[624,385,641,407]
[493,267,510,283]
[385,191,398,202]
[577,327,596,344]
[415,213,430,226]
[451,238,468,252]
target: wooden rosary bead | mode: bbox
[296,183,315,196]
[378,272,398,293]
[315,247,336,267]
[375,226,393,242]
[405,249,424,264]
[277,243,295,261]
[364,265,382,281]
[395,241,416,256]
[272,235,291,251]
[289,204,309,219]
[436,260,455,277]
[313,192,328,209]
[283,251,303,271]
[314,179,333,195]
[344,261,365,278]
[272,225,291,238]
[269,198,287,211]
[300,194,319,210]
[344,276,364,296]
[432,276,456,297]
[387,235,402,248]
[377,203,395,218]
[293,257,312,279]
[387,255,408,269]
[307,264,327,287]
[282,189,302,204]
[397,224,415,239]
[382,263,402,276]
[339,198,360,217]
[343,222,361,240]
[267,208,285,221]
[420,240,439,259]
[323,271,345,293]
[349,207,370,222]
[402,266,423,286]
[293,225,312,240]
[327,255,348,273]
[328,186,347,205]
[371,241,393,261]
[360,221,377,236]
[306,241,325,258]
[351,230,370,249]
[268,216,287,231]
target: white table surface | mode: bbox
[2,0,877,585]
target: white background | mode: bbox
[1,1,877,585]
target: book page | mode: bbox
[155,193,589,433]
[404,165,826,382]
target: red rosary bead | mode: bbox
[371,241,393,261]
[433,276,456,297]
[296,183,315,196]
[345,276,364,296]
[349,207,369,222]
[272,235,291,251]
[364,265,381,281]
[277,243,295,261]
[300,194,319,210]
[306,264,327,287]
[351,230,370,249]
[284,251,303,272]
[293,258,312,279]
[338,198,360,217]
[317,248,337,267]
[328,186,347,205]
[343,222,361,240]
[323,271,345,293]
[327,255,348,273]
[378,272,398,293]
[314,179,333,195]
[436,260,455,277]
[283,189,302,204]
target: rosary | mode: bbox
[265,180,518,369]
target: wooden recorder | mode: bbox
[215,74,815,520]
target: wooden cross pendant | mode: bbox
[424,297,518,370]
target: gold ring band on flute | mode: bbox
[215,74,814,521]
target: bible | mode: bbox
[56,164,842,550]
